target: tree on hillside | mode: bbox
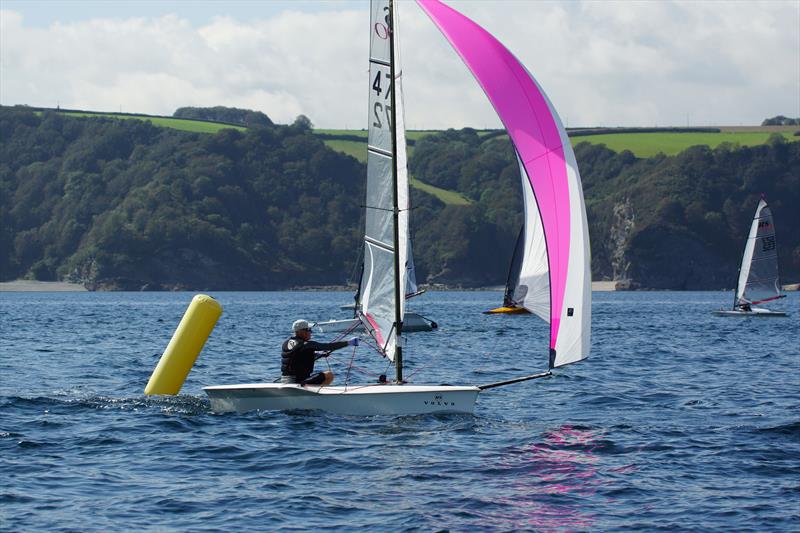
[762,115,799,126]
[173,106,274,127]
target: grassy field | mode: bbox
[316,129,436,142]
[317,131,473,205]
[316,128,798,161]
[321,139,366,161]
[574,131,797,158]
[45,111,246,133]
[314,127,798,205]
[410,177,472,205]
[40,111,796,202]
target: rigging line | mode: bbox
[331,321,361,343]
[403,359,431,382]
[348,241,365,286]
[360,205,414,213]
[360,336,385,357]
[344,344,358,389]
[327,353,382,378]
[408,310,436,324]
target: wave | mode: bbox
[756,421,800,436]
[0,393,211,416]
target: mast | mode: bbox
[388,0,403,382]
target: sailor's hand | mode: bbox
[347,337,360,347]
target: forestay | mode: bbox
[359,0,409,361]
[418,0,591,368]
[736,198,783,307]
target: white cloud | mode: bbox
[1,1,798,128]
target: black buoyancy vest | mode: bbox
[281,336,308,377]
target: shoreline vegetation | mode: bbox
[2,106,798,291]
[2,279,797,292]
[9,280,795,292]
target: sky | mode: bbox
[1,0,798,129]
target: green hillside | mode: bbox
[3,106,798,290]
[316,127,798,159]
[36,109,246,134]
[409,127,800,289]
[315,130,474,205]
[575,130,797,158]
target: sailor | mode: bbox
[280,319,359,386]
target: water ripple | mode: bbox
[0,290,797,530]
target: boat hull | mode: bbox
[713,308,787,317]
[483,306,531,315]
[314,312,436,333]
[203,383,480,415]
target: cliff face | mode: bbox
[609,199,635,282]
[626,225,731,289]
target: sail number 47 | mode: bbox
[372,71,393,129]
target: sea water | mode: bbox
[1,291,798,531]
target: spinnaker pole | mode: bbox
[388,0,403,383]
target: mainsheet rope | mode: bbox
[320,319,393,386]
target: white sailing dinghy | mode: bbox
[714,197,787,317]
[483,222,541,315]
[204,0,592,415]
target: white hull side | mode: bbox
[203,383,479,415]
[313,312,435,333]
[713,308,787,317]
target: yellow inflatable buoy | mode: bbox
[144,294,222,395]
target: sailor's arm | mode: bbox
[306,340,349,353]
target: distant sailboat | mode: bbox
[484,227,535,314]
[204,0,591,415]
[714,197,787,317]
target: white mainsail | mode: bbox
[358,0,408,360]
[735,198,783,308]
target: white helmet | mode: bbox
[292,319,311,332]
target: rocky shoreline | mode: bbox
[1,280,630,292]
[0,280,88,292]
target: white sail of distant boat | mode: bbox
[714,197,787,317]
[202,0,592,414]
[486,157,549,316]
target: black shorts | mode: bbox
[301,372,326,385]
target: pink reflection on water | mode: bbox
[477,424,634,531]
